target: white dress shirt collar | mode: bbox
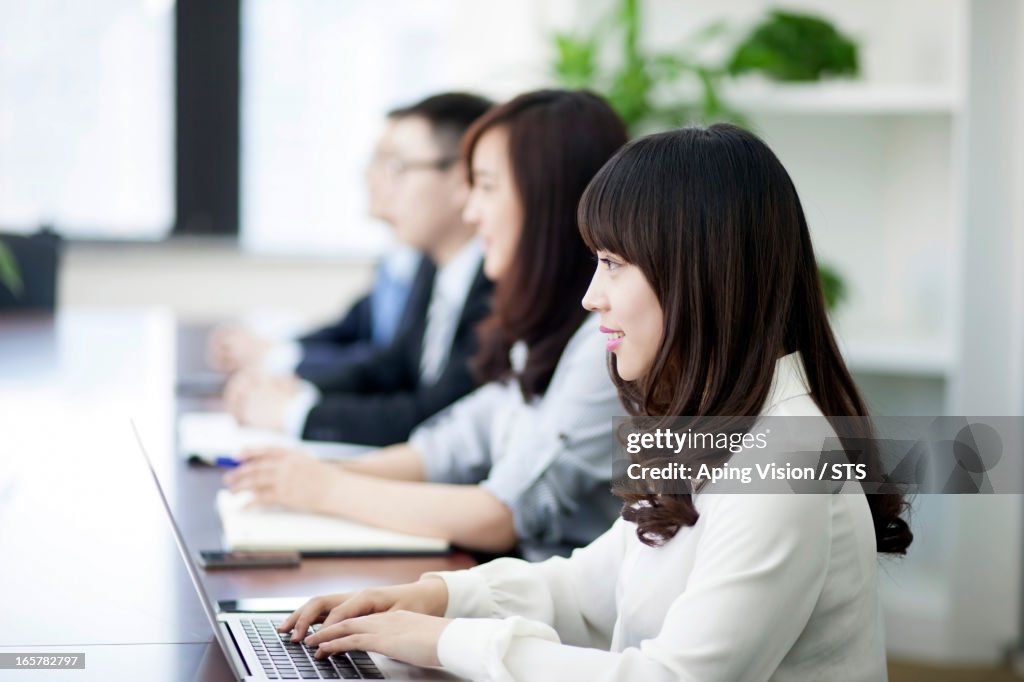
[433,238,483,308]
[418,239,483,384]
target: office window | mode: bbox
[242,0,548,257]
[241,0,471,257]
[0,0,174,239]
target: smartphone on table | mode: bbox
[197,550,301,570]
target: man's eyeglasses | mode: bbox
[372,155,458,178]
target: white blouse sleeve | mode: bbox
[431,494,836,682]
[423,519,629,657]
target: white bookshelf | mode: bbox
[732,0,1024,666]
[755,105,959,399]
[561,0,1023,663]
[723,81,960,116]
[629,0,1024,665]
[838,334,953,378]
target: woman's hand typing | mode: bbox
[277,580,452,668]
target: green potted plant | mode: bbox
[0,230,62,310]
[727,9,859,82]
[548,2,852,311]
[550,0,742,134]
[0,241,22,297]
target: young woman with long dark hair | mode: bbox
[277,123,912,681]
[225,90,629,560]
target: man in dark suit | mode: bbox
[207,119,420,379]
[223,92,495,446]
[290,250,421,384]
[294,251,491,445]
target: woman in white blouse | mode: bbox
[225,90,630,559]
[280,124,914,680]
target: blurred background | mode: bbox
[1,0,1022,678]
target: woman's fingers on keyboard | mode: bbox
[321,588,399,629]
[281,594,346,640]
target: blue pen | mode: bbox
[214,456,241,468]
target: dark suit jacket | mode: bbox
[295,294,377,382]
[301,260,493,446]
[295,257,432,383]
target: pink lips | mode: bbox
[600,326,624,351]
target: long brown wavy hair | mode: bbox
[463,90,628,400]
[578,124,913,555]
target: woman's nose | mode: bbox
[581,271,606,312]
[462,199,479,227]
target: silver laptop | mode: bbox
[132,423,461,681]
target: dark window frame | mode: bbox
[173,0,240,236]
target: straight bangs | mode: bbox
[577,135,693,417]
[578,140,661,269]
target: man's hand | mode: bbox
[223,370,301,432]
[207,325,272,374]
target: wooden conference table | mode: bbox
[0,309,473,681]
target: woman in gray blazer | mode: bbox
[225,90,629,560]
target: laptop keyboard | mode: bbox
[239,618,384,679]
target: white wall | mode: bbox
[60,241,375,325]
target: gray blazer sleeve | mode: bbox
[408,381,509,485]
[480,316,622,549]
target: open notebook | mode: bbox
[179,411,370,463]
[217,489,450,556]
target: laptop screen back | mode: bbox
[130,421,236,658]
